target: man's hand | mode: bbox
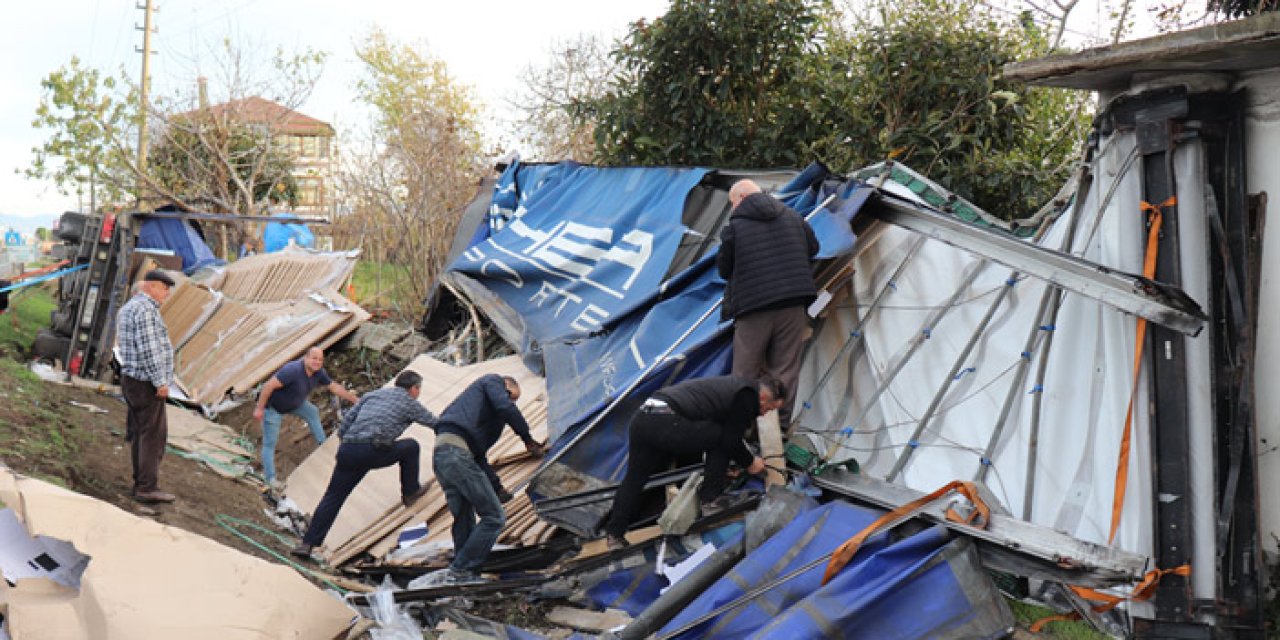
[156,385,170,399]
[526,441,546,457]
[747,456,766,475]
[253,406,265,422]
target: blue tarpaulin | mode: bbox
[136,217,224,274]
[263,213,315,252]
[660,501,1013,639]
[446,161,871,491]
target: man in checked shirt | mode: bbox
[292,370,437,558]
[116,270,178,504]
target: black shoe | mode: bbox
[606,535,631,551]
[700,494,740,518]
[402,484,429,508]
[290,543,313,559]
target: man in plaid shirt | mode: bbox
[116,270,177,504]
[292,369,437,558]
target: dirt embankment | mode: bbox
[0,347,409,565]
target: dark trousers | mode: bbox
[302,440,421,547]
[604,410,733,538]
[122,375,168,493]
[434,444,505,573]
[732,304,810,425]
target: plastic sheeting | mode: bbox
[660,501,1013,639]
[136,217,224,274]
[796,149,1157,559]
[263,213,315,252]
[450,162,868,497]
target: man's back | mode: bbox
[717,192,818,320]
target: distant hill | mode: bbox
[0,213,59,236]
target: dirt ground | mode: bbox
[0,347,400,567]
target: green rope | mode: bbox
[214,513,348,594]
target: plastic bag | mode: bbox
[367,576,422,640]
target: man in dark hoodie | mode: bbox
[421,374,544,585]
[717,179,819,425]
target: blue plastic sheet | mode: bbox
[660,502,1010,639]
[137,217,224,274]
[263,213,315,252]
[452,162,710,344]
[448,162,871,485]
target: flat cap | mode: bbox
[143,269,175,287]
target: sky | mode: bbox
[0,0,1165,223]
[0,0,671,220]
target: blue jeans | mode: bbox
[302,440,422,547]
[262,401,325,484]
[434,444,505,573]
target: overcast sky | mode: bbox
[0,0,1161,220]
[0,0,671,218]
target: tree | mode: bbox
[1209,0,1279,17]
[511,34,617,162]
[24,57,139,208]
[588,0,838,167]
[26,41,326,235]
[35,228,51,242]
[335,29,485,317]
[809,0,1090,219]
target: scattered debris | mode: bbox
[67,400,107,414]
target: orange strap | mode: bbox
[10,259,70,282]
[1108,196,1174,544]
[1029,564,1191,632]
[822,480,989,585]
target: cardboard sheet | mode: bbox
[0,466,359,639]
[165,406,256,480]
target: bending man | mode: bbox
[604,375,780,550]
[254,347,359,489]
[292,370,436,558]
[427,374,544,585]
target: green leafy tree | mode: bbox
[590,0,837,167]
[814,0,1090,219]
[1209,0,1279,17]
[24,57,139,208]
[335,29,485,317]
[26,43,325,224]
[34,228,51,242]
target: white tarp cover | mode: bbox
[0,466,358,639]
[796,139,1176,566]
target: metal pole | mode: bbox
[885,268,1018,483]
[789,236,926,429]
[823,261,989,462]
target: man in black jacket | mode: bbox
[603,375,781,549]
[717,179,819,426]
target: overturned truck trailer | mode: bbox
[427,18,1277,627]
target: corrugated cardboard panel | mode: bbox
[0,467,357,639]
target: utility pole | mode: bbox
[135,0,156,211]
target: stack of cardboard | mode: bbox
[159,248,369,406]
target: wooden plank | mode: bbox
[757,409,785,487]
[546,607,631,633]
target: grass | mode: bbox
[0,357,91,489]
[349,260,419,315]
[1007,597,1109,639]
[0,281,56,357]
